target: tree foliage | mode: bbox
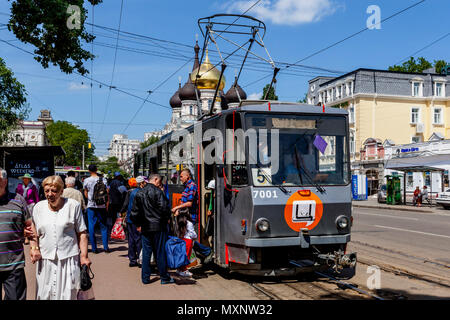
[261,84,278,100]
[298,93,308,103]
[46,120,95,166]
[6,0,102,75]
[140,135,160,150]
[0,57,30,144]
[388,57,448,74]
[97,156,129,179]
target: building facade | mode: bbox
[3,110,53,147]
[108,134,141,163]
[307,68,450,195]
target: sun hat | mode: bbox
[19,173,33,180]
[136,176,148,184]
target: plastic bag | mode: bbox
[110,217,126,240]
[77,287,95,300]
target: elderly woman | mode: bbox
[15,173,40,209]
[29,175,91,300]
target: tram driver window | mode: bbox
[225,114,248,186]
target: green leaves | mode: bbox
[7,0,102,75]
[0,57,30,144]
[46,120,95,165]
[140,135,160,150]
[261,84,278,100]
[388,57,447,74]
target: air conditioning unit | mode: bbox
[416,123,424,133]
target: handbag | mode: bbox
[80,264,94,291]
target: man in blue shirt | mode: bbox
[172,169,213,264]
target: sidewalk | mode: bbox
[352,196,450,214]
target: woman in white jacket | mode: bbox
[29,175,91,300]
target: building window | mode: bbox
[412,82,422,97]
[411,107,419,124]
[411,136,422,143]
[350,130,355,154]
[435,82,444,97]
[349,104,355,124]
[336,86,341,99]
[433,108,443,124]
[345,83,350,96]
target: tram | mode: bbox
[134,100,356,276]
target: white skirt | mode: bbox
[35,255,80,300]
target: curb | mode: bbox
[352,204,433,213]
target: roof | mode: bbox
[0,146,65,156]
[320,67,446,87]
[385,154,449,172]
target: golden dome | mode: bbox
[190,50,226,91]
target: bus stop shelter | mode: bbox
[385,154,447,205]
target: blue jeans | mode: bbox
[87,207,109,252]
[127,223,142,264]
[193,241,211,258]
[141,229,170,283]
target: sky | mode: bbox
[0,0,449,156]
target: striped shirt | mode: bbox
[0,192,31,271]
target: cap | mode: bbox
[114,171,121,177]
[19,173,33,179]
[88,164,97,172]
[136,176,148,184]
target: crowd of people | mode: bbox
[0,164,213,300]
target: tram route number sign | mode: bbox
[292,200,316,223]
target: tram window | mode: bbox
[225,114,248,186]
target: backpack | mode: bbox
[165,236,190,269]
[93,178,108,206]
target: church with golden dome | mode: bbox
[157,41,247,135]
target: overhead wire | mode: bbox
[97,0,124,141]
[242,0,427,89]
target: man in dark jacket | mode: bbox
[130,173,174,285]
[108,172,127,236]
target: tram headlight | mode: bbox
[255,218,270,232]
[336,215,349,229]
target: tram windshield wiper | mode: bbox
[255,162,290,194]
[293,146,326,194]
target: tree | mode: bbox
[298,93,308,103]
[6,0,102,75]
[46,120,95,166]
[388,57,444,73]
[261,84,278,100]
[140,135,160,150]
[0,57,30,144]
[97,156,129,179]
[434,60,448,74]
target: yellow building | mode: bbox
[308,68,450,194]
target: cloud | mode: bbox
[247,92,262,100]
[68,82,89,90]
[225,0,337,26]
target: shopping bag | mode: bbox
[110,217,126,240]
[77,287,95,300]
[165,236,190,269]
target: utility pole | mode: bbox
[82,145,85,169]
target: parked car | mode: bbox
[378,184,387,203]
[436,188,450,209]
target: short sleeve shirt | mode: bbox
[0,192,31,271]
[83,176,108,208]
[32,198,87,260]
[181,179,198,222]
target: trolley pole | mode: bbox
[82,145,85,170]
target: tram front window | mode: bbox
[246,114,350,187]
